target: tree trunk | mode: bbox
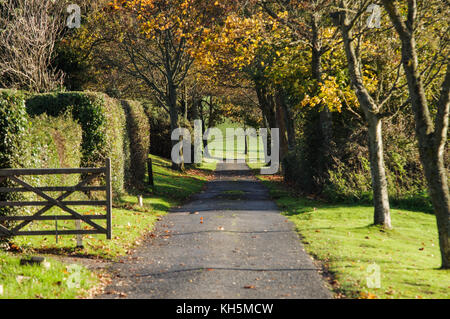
[382,0,450,267]
[338,13,392,229]
[404,45,450,268]
[255,82,277,165]
[367,114,392,227]
[275,89,289,162]
[311,13,334,182]
[261,115,271,164]
[276,87,295,151]
[168,82,183,171]
[244,125,248,155]
[421,143,450,269]
[198,100,210,158]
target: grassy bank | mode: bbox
[1,155,213,298]
[254,172,449,299]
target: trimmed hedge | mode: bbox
[0,90,83,220]
[26,92,128,194]
[0,90,29,170]
[121,100,150,190]
[0,90,29,219]
[1,91,150,207]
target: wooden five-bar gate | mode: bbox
[0,159,112,239]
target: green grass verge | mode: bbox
[256,174,450,299]
[2,154,212,298]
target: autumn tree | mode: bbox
[258,0,340,187]
[195,7,297,163]
[331,0,417,228]
[381,0,450,268]
[75,0,228,169]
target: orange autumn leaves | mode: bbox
[103,0,355,113]
[107,0,226,45]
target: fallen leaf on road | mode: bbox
[244,285,255,289]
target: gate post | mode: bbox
[105,158,112,239]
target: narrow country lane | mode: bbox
[98,162,331,299]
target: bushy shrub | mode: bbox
[121,100,150,189]
[324,114,431,210]
[288,108,435,211]
[282,110,329,194]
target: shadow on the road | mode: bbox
[170,203,279,212]
[168,230,293,236]
[128,267,319,278]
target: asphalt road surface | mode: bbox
[98,161,331,299]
